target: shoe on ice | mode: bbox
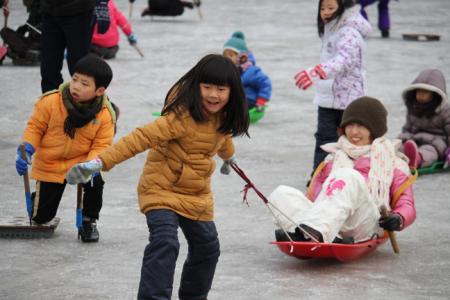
[403,139,422,168]
[274,229,305,242]
[79,218,99,243]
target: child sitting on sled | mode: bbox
[269,96,416,244]
[223,31,272,112]
[398,69,450,169]
[91,0,138,59]
[15,55,117,243]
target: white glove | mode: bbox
[66,158,103,184]
[220,156,236,175]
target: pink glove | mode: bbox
[294,64,327,90]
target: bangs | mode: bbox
[198,57,237,86]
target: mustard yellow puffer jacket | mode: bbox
[99,111,235,221]
[23,89,115,183]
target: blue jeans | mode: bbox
[138,209,220,300]
[312,106,344,172]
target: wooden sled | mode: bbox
[0,216,60,239]
[152,107,266,124]
[417,161,449,175]
[402,33,440,42]
[271,235,388,262]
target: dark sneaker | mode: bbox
[381,29,390,38]
[332,236,354,244]
[79,218,99,243]
[297,224,323,243]
[274,229,306,242]
[193,0,201,7]
[141,7,151,17]
[181,1,194,9]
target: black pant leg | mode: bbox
[32,181,66,224]
[82,174,104,220]
[62,10,94,75]
[312,107,344,171]
[40,13,66,93]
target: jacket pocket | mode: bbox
[173,164,205,194]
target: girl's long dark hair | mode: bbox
[162,54,249,137]
[405,90,442,118]
[317,0,354,37]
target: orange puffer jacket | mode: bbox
[23,88,115,183]
[99,110,235,221]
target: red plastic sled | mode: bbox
[271,236,388,262]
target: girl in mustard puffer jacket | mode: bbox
[66,54,249,300]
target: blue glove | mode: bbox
[16,143,35,176]
[127,32,138,45]
[66,158,103,184]
[220,156,236,175]
[94,0,110,34]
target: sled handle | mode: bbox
[380,205,400,254]
[20,144,32,225]
[76,184,83,235]
[132,44,144,58]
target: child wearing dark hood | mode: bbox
[398,69,450,169]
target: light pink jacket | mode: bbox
[308,156,416,230]
[91,0,132,48]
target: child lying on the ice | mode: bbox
[269,96,416,243]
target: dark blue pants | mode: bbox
[360,0,390,30]
[312,106,344,172]
[138,209,220,300]
[40,10,93,93]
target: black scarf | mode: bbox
[62,85,103,139]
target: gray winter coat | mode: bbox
[398,69,450,158]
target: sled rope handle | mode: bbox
[230,163,322,245]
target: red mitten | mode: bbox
[294,64,327,90]
[255,97,267,112]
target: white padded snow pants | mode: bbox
[268,168,382,243]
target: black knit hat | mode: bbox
[340,96,388,139]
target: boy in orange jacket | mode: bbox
[15,54,117,242]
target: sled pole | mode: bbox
[132,44,144,58]
[25,22,42,35]
[380,205,400,254]
[76,184,83,238]
[3,1,8,28]
[19,144,32,225]
[128,2,133,18]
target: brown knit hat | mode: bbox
[340,96,388,139]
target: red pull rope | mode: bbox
[230,162,269,205]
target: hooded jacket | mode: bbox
[398,69,450,157]
[314,7,372,110]
[98,110,235,221]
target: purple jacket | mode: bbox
[399,69,450,158]
[314,7,372,110]
[308,157,416,230]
